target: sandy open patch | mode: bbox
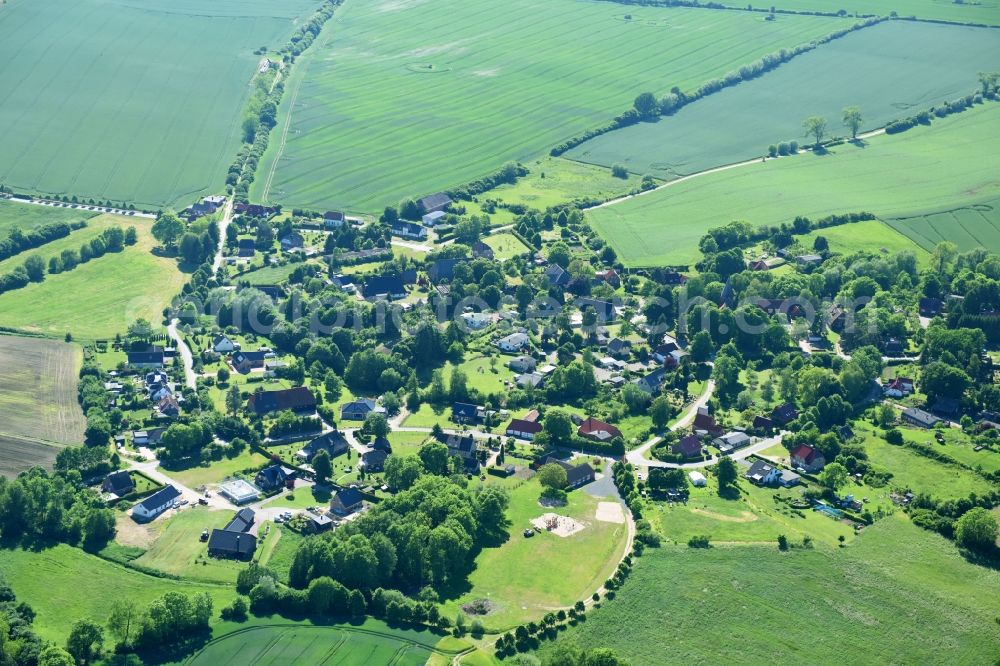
[691,508,759,523]
[595,501,625,524]
[531,513,585,537]
[114,513,158,548]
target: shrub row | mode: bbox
[0,221,83,261]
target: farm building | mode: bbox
[127,350,164,368]
[543,457,595,489]
[132,485,180,522]
[208,509,257,560]
[330,487,364,515]
[902,407,942,428]
[419,193,452,213]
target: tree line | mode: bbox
[0,220,85,262]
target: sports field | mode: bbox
[0,213,185,339]
[566,21,1000,180]
[587,103,1000,266]
[538,516,1000,664]
[252,0,843,212]
[0,335,84,476]
[886,196,1000,253]
[0,199,96,238]
[0,0,322,208]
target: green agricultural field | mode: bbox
[567,21,1000,180]
[0,216,186,339]
[800,220,931,263]
[886,196,1000,252]
[252,0,843,213]
[133,507,252,584]
[588,104,1000,266]
[0,544,234,644]
[0,0,322,208]
[439,476,628,632]
[0,199,96,238]
[538,516,1000,663]
[752,0,1000,25]
[183,618,468,666]
[0,335,84,476]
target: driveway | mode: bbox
[166,318,197,389]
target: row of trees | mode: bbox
[0,220,82,262]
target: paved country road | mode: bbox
[166,318,197,389]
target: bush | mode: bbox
[884,428,904,445]
[611,164,629,179]
[687,535,711,548]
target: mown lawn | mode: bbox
[134,507,250,584]
[538,515,1000,664]
[439,476,628,632]
[160,449,270,489]
[482,233,530,262]
[491,156,647,210]
[0,544,234,644]
[800,220,931,265]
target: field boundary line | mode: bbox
[0,431,65,450]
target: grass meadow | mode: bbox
[800,220,931,263]
[0,0,321,208]
[252,0,843,212]
[0,335,84,476]
[0,544,235,643]
[490,156,648,210]
[588,103,1000,265]
[0,214,185,339]
[439,476,628,632]
[538,515,1000,664]
[0,199,96,238]
[567,21,1000,180]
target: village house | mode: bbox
[361,274,406,300]
[254,464,295,492]
[497,332,529,353]
[231,350,268,373]
[237,238,256,258]
[544,264,570,288]
[607,338,631,359]
[132,427,166,447]
[744,459,782,486]
[594,268,621,288]
[460,312,492,330]
[247,386,316,416]
[297,430,349,462]
[428,257,462,282]
[131,485,181,522]
[359,449,387,472]
[714,431,751,454]
[505,417,543,440]
[279,231,305,251]
[208,508,257,560]
[635,367,668,395]
[692,412,724,438]
[771,403,799,426]
[577,417,622,442]
[212,334,237,353]
[508,355,537,373]
[452,402,486,424]
[672,434,703,460]
[330,487,364,515]
[323,210,345,228]
[543,457,595,489]
[791,444,826,473]
[576,297,616,323]
[902,407,941,429]
[127,349,164,368]
[101,470,134,498]
[391,220,428,240]
[341,398,385,421]
[471,241,494,260]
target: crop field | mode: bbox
[538,516,1000,664]
[439,475,628,632]
[588,104,1000,266]
[757,0,1000,25]
[185,623,442,666]
[0,199,96,238]
[886,196,1000,252]
[567,21,1000,180]
[252,0,843,213]
[0,215,185,339]
[0,0,322,208]
[0,544,234,643]
[0,335,84,476]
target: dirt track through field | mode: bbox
[0,335,85,449]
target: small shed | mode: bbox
[688,471,707,487]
